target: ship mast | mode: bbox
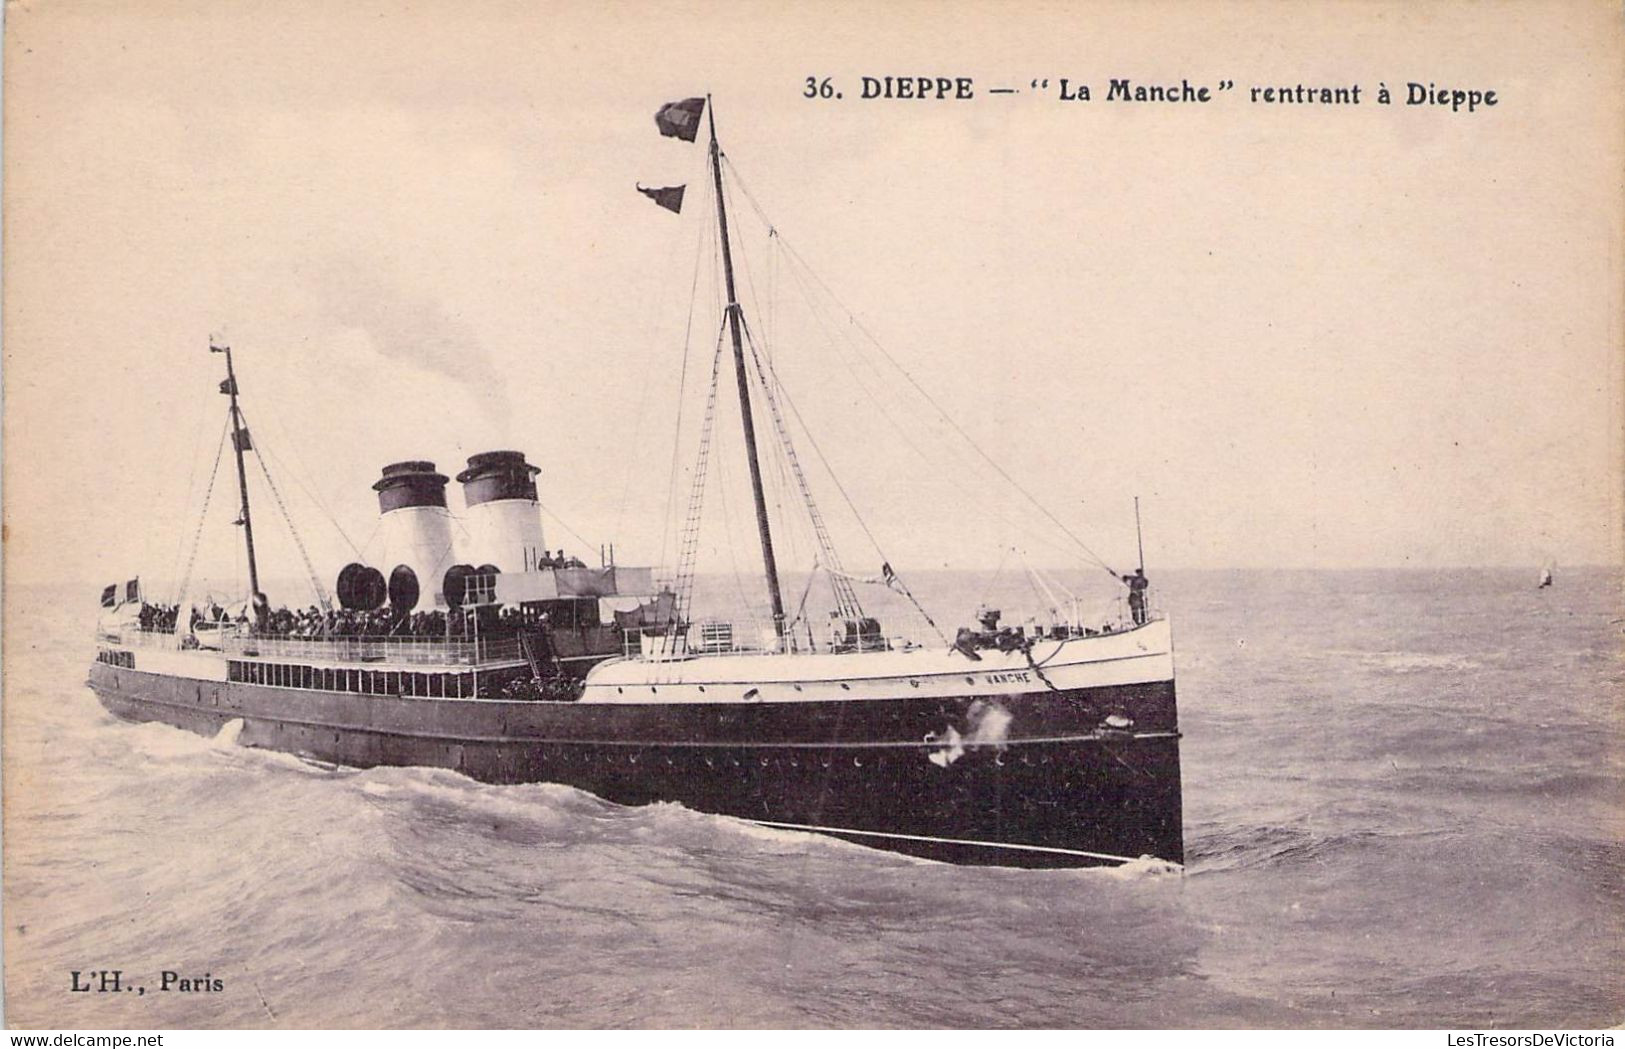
[212,340,262,607]
[707,97,787,638]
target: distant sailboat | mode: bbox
[1537,559,1555,588]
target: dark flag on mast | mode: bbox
[219,377,237,396]
[654,97,705,142]
[233,428,253,452]
[636,183,686,214]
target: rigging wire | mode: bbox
[734,314,883,566]
[669,322,730,626]
[167,380,222,601]
[240,408,332,610]
[739,313,949,641]
[535,501,600,555]
[721,174,817,610]
[772,254,1078,562]
[252,387,365,559]
[657,217,710,578]
[976,545,1014,611]
[739,322,862,620]
[625,167,710,554]
[175,417,232,608]
[722,155,1122,582]
[709,422,765,641]
[663,170,730,581]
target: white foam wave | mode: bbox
[1099,855,1185,879]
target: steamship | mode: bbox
[88,97,1183,869]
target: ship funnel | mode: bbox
[373,460,458,610]
[456,450,546,573]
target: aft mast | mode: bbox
[211,339,263,609]
[706,97,788,638]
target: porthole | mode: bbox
[910,679,921,688]
[965,676,975,685]
[853,757,863,767]
[760,757,769,766]
[840,682,851,691]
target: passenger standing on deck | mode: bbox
[1124,568,1150,626]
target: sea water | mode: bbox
[3,569,1621,1028]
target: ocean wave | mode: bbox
[321,762,1192,883]
[1185,821,1442,875]
[1318,649,1486,674]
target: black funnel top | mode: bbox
[373,461,449,513]
[457,450,539,507]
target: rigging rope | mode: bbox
[168,382,221,601]
[257,441,363,560]
[175,417,231,608]
[252,386,365,559]
[722,155,1122,583]
[535,502,600,554]
[737,311,953,641]
[669,321,730,627]
[657,220,709,576]
[662,169,726,579]
[740,323,862,621]
[773,258,1074,561]
[241,409,331,610]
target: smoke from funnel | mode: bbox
[312,262,513,435]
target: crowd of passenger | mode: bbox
[134,598,548,640]
[136,601,241,632]
[263,605,533,639]
[253,603,546,640]
[137,603,186,632]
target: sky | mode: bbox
[4,0,1622,602]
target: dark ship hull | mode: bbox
[87,660,1182,868]
[90,99,1187,872]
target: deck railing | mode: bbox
[96,626,240,650]
[223,635,524,666]
[98,627,523,666]
[620,612,1158,662]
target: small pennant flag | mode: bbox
[881,562,901,592]
[234,428,253,452]
[219,377,237,396]
[637,183,686,214]
[208,335,228,354]
[654,97,705,142]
